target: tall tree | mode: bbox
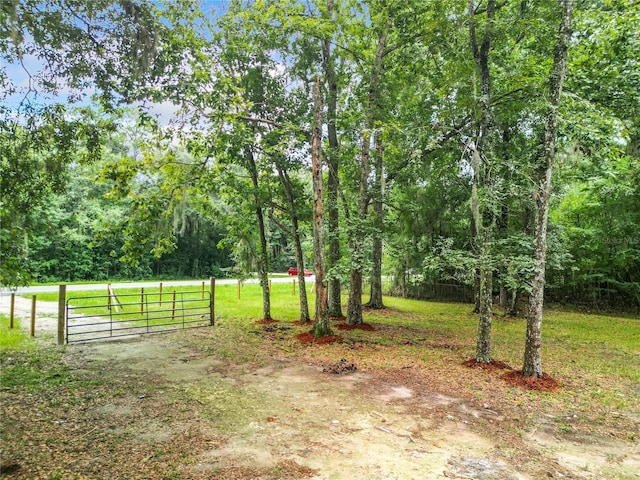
[321,0,345,319]
[274,165,312,323]
[246,146,273,320]
[468,0,497,363]
[311,78,332,337]
[346,4,392,325]
[1,0,162,107]
[523,0,575,377]
[0,107,116,286]
[366,131,385,308]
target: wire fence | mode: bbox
[379,278,475,304]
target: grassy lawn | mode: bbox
[0,314,31,351]
[4,286,640,426]
[14,283,640,386]
[1,287,639,478]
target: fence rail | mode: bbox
[380,279,475,304]
[65,288,214,344]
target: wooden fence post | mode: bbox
[159,282,163,306]
[293,279,296,296]
[30,295,36,337]
[237,280,241,300]
[171,291,176,321]
[140,288,144,314]
[201,281,205,299]
[58,284,66,345]
[210,277,215,326]
[9,293,15,329]
[107,284,121,312]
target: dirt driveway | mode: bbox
[1,296,639,479]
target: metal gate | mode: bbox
[65,290,213,343]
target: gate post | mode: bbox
[31,295,36,337]
[57,284,66,345]
[9,293,15,329]
[210,277,215,326]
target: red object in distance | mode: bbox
[287,268,313,276]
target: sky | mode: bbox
[0,0,231,125]
[1,41,182,125]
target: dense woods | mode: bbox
[2,1,639,370]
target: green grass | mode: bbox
[3,284,639,447]
[0,345,71,391]
[13,283,640,390]
[0,314,31,351]
[29,284,640,367]
[1,315,71,393]
[212,281,313,321]
[0,314,71,400]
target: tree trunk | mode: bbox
[471,215,481,314]
[247,148,271,321]
[469,0,496,363]
[346,267,364,324]
[477,252,493,363]
[311,78,331,337]
[277,167,311,323]
[367,131,385,309]
[322,0,344,319]
[471,147,494,363]
[498,202,509,310]
[499,286,507,309]
[523,0,574,377]
[346,13,391,325]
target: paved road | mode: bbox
[0,276,310,297]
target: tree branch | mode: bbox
[474,0,508,15]
[237,115,311,139]
[385,115,475,184]
[381,32,424,58]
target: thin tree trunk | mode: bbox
[477,251,493,362]
[498,201,509,310]
[277,167,311,323]
[523,0,574,378]
[311,78,331,337]
[247,148,271,320]
[346,13,391,325]
[322,0,344,319]
[367,131,385,309]
[471,216,481,314]
[471,147,493,363]
[469,0,496,363]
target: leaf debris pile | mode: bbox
[322,358,358,374]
